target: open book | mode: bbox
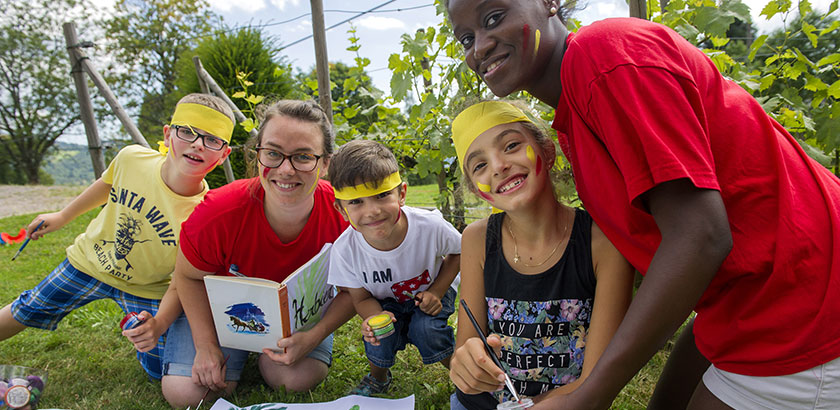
[204,243,335,353]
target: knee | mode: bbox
[259,357,328,392]
[161,375,205,408]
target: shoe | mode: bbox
[350,370,392,396]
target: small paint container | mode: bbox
[496,398,534,409]
[4,384,30,409]
[368,314,395,340]
[120,311,145,331]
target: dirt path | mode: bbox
[0,185,85,219]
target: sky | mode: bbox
[67,0,834,144]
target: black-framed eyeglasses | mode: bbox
[254,147,323,172]
[172,125,227,151]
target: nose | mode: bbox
[473,31,495,62]
[190,138,206,151]
[276,156,297,175]
[490,152,511,176]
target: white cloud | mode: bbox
[208,0,266,13]
[357,16,405,30]
[595,1,617,15]
[269,0,300,10]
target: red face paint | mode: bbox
[536,155,543,176]
[478,191,493,201]
[262,167,270,179]
[522,24,530,62]
[394,209,401,224]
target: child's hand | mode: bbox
[415,291,442,316]
[449,333,506,394]
[121,311,161,353]
[26,213,65,240]
[361,311,395,346]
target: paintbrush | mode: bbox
[11,220,44,261]
[460,298,521,403]
[402,290,422,302]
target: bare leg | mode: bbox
[648,318,710,410]
[259,354,328,392]
[686,380,734,410]
[161,375,237,408]
[0,304,27,341]
[370,362,390,383]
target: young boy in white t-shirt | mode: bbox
[328,139,461,396]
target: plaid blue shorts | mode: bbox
[10,258,165,380]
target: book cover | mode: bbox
[204,243,335,353]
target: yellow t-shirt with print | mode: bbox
[66,145,209,299]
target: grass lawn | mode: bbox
[0,185,675,409]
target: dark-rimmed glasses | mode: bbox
[254,147,322,172]
[172,125,227,151]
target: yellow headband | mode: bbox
[451,101,532,173]
[170,103,234,143]
[334,172,402,201]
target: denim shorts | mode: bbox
[163,313,334,381]
[365,287,456,368]
[10,258,164,380]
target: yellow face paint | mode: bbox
[306,167,321,195]
[477,182,492,193]
[343,206,359,229]
[534,29,541,58]
[526,145,536,164]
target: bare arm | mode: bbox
[449,220,508,394]
[534,179,732,410]
[343,286,389,346]
[26,178,111,240]
[418,253,461,316]
[537,222,635,398]
[172,248,226,390]
[123,280,183,353]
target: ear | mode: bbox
[333,200,350,222]
[542,140,557,168]
[162,125,172,147]
[397,182,407,206]
[217,145,232,166]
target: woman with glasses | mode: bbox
[160,100,352,407]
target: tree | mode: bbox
[102,0,220,141]
[172,25,298,187]
[655,0,840,173]
[0,0,87,184]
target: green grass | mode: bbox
[0,192,674,409]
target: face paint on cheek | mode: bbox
[343,207,359,230]
[262,166,270,179]
[478,191,494,201]
[306,167,321,195]
[394,209,401,224]
[526,145,543,175]
[522,24,530,61]
[533,29,541,58]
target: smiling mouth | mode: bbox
[184,154,203,162]
[272,180,300,190]
[498,177,524,193]
[482,55,507,76]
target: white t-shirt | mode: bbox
[329,206,461,302]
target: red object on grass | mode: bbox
[1,228,26,244]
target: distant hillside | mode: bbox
[44,142,96,185]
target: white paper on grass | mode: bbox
[208,395,415,410]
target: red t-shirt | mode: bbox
[552,18,840,376]
[180,178,349,282]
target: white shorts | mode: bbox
[703,355,840,410]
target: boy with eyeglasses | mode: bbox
[0,93,234,380]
